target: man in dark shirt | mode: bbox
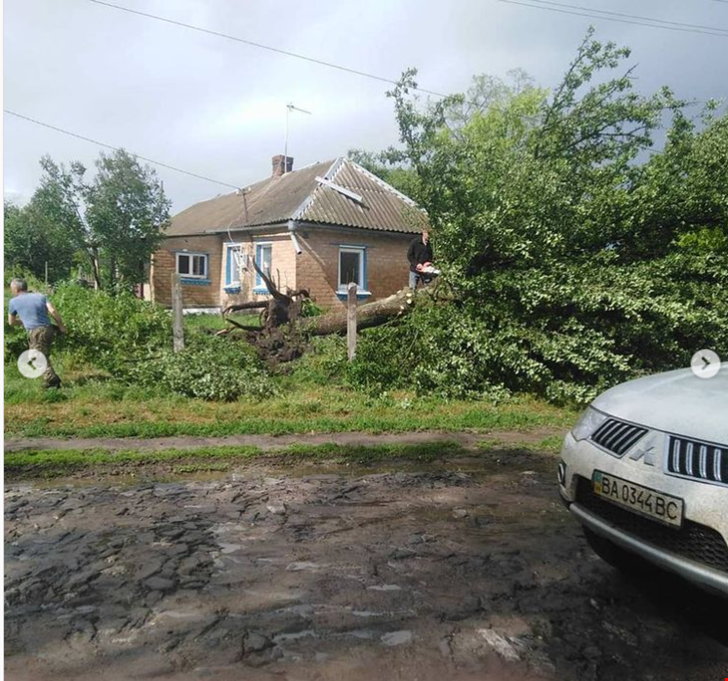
[8,278,66,388]
[407,230,433,288]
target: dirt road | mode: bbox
[5,448,727,680]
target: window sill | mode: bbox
[336,289,372,299]
[180,277,211,286]
[224,285,242,294]
[253,287,270,295]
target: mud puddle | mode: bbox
[5,449,727,680]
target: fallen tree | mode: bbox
[303,287,416,336]
[221,262,309,334]
[216,259,424,363]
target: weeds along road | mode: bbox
[5,448,727,681]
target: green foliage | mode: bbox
[4,283,276,403]
[84,150,171,287]
[49,282,171,371]
[350,29,728,405]
[300,299,324,318]
[290,335,348,385]
[4,201,79,283]
[125,335,276,402]
[30,149,170,290]
[349,302,515,401]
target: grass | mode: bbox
[5,370,574,439]
[183,311,262,333]
[4,336,577,439]
[5,441,473,478]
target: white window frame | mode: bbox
[254,242,273,291]
[176,251,208,279]
[225,243,246,288]
[337,246,366,292]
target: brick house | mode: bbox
[148,155,429,311]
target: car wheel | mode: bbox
[583,527,649,574]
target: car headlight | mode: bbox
[571,406,609,441]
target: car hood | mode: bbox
[593,364,728,445]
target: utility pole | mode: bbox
[284,103,312,174]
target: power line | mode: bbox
[492,0,728,37]
[4,109,241,190]
[524,0,728,34]
[83,0,447,97]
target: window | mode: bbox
[255,243,273,291]
[176,252,208,279]
[338,246,366,291]
[225,244,245,290]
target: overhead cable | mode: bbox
[4,109,241,190]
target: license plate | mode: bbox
[592,471,683,528]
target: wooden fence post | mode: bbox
[347,282,357,361]
[172,273,184,352]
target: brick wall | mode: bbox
[296,227,413,309]
[151,228,414,311]
[150,235,222,308]
[220,232,298,308]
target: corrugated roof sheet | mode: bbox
[300,160,428,233]
[166,157,428,236]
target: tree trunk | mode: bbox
[303,288,417,336]
[222,258,309,334]
[217,257,427,364]
[90,248,101,290]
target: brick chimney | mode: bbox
[272,154,294,177]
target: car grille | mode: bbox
[575,477,728,574]
[589,419,648,457]
[666,435,728,487]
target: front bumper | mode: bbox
[560,432,728,596]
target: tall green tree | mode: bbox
[349,29,728,403]
[30,149,171,291]
[4,197,79,284]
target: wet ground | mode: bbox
[5,449,727,680]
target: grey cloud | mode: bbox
[4,0,727,210]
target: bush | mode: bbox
[348,302,515,401]
[50,282,171,371]
[301,299,324,318]
[290,335,348,385]
[125,335,276,401]
[348,251,728,406]
[4,281,278,402]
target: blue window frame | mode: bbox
[225,244,243,292]
[254,242,273,292]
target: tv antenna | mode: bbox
[284,102,312,174]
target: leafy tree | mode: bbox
[349,28,728,404]
[28,149,171,291]
[4,198,79,284]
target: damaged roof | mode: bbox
[165,157,429,236]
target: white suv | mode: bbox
[559,363,728,595]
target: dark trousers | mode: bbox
[28,326,61,387]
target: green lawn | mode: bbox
[4,353,576,439]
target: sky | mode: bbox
[3,0,728,213]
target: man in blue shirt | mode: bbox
[8,278,67,388]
